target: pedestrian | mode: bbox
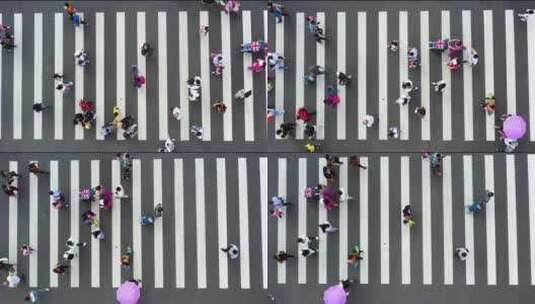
[159,137,176,153]
[187,76,201,101]
[313,28,326,43]
[53,73,63,81]
[121,246,133,268]
[132,65,146,88]
[447,57,462,71]
[74,49,90,66]
[28,162,48,175]
[463,48,479,66]
[305,141,319,153]
[481,94,496,114]
[71,12,88,27]
[212,101,227,113]
[79,98,95,112]
[273,251,295,263]
[414,106,426,118]
[140,42,153,57]
[191,125,204,140]
[24,288,51,303]
[324,85,340,107]
[270,207,284,218]
[518,9,535,22]
[349,155,367,170]
[347,245,364,267]
[455,247,469,261]
[432,80,447,93]
[296,107,315,123]
[1,170,20,185]
[170,106,181,121]
[300,248,317,257]
[3,270,22,287]
[2,184,19,196]
[267,0,287,23]
[221,244,239,259]
[468,190,494,215]
[154,203,164,218]
[387,127,399,139]
[309,65,326,77]
[337,188,354,202]
[210,52,224,76]
[234,88,252,101]
[91,222,104,240]
[297,235,319,247]
[388,40,399,52]
[276,122,295,139]
[323,165,336,180]
[55,81,74,93]
[305,15,320,33]
[271,196,291,208]
[199,25,209,36]
[114,185,128,198]
[64,2,77,18]
[20,245,35,256]
[319,221,338,233]
[337,71,352,86]
[266,107,284,124]
[395,94,411,106]
[304,123,317,140]
[140,215,154,226]
[32,102,51,113]
[325,154,343,167]
[81,210,96,225]
[362,114,376,128]
[402,204,415,226]
[249,58,265,73]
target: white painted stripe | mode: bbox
[420,12,430,140]
[316,12,325,140]
[90,160,100,287]
[463,155,475,285]
[158,12,168,141]
[116,12,125,140]
[174,159,185,288]
[337,12,346,140]
[506,155,518,285]
[401,156,410,284]
[442,156,453,284]
[297,158,307,283]
[264,10,269,139]
[243,11,254,141]
[111,160,121,287]
[528,155,535,284]
[13,14,22,139]
[318,157,327,284]
[380,157,389,284]
[378,12,388,140]
[339,158,348,279]
[132,160,143,283]
[222,12,232,141]
[34,13,43,140]
[422,158,432,284]
[54,13,63,140]
[485,155,496,285]
[483,10,495,141]
[8,162,17,266]
[29,161,38,287]
[195,158,207,288]
[70,161,80,287]
[358,12,367,140]
[275,14,285,139]
[295,13,305,140]
[74,12,85,140]
[505,10,517,114]
[259,157,268,289]
[238,158,251,288]
[216,158,228,289]
[528,15,535,141]
[441,11,452,141]
[0,14,2,139]
[137,12,147,140]
[199,11,211,141]
[399,12,409,140]
[179,11,190,141]
[277,158,287,283]
[153,159,164,288]
[95,13,105,140]
[359,157,369,284]
[49,161,59,287]
[462,11,474,141]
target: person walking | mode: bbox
[114,185,128,199]
[52,263,69,275]
[296,107,315,124]
[273,251,295,263]
[55,81,74,93]
[2,184,19,196]
[300,248,317,257]
[74,49,90,66]
[191,125,204,140]
[349,155,367,170]
[319,221,338,233]
[387,127,400,139]
[140,42,154,57]
[121,246,133,268]
[432,80,447,93]
[455,247,469,261]
[24,288,51,303]
[221,244,240,259]
[234,88,252,101]
[414,106,426,118]
[347,245,364,267]
[32,102,51,113]
[170,106,181,121]
[28,162,48,175]
[402,204,415,226]
[20,245,35,256]
[337,71,352,86]
[362,114,376,128]
[212,101,227,113]
[132,65,146,88]
[140,215,154,226]
[481,94,496,114]
[267,0,287,23]
[154,203,164,218]
[518,8,535,22]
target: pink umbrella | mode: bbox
[116,281,141,304]
[503,115,527,140]
[323,283,347,304]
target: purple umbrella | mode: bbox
[116,281,141,304]
[503,115,527,140]
[323,283,347,304]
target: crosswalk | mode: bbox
[0,9,533,142]
[1,153,535,288]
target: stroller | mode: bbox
[428,38,449,51]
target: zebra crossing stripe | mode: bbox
[420,12,430,140]
[96,13,105,140]
[0,13,2,139]
[297,158,307,284]
[243,11,255,142]
[132,159,143,284]
[441,11,452,141]
[483,10,495,141]
[13,14,22,140]
[528,154,535,285]
[318,157,327,284]
[505,10,517,114]
[75,13,85,140]
[153,159,164,288]
[216,158,229,289]
[316,12,325,140]
[259,157,268,289]
[275,15,285,139]
[399,12,409,140]
[380,156,389,284]
[443,156,453,285]
[54,13,63,140]
[179,11,190,141]
[174,159,185,288]
[338,158,348,279]
[112,160,121,287]
[238,158,251,288]
[116,12,126,140]
[359,157,369,284]
[422,158,432,284]
[485,155,496,285]
[70,160,80,287]
[200,11,211,141]
[263,11,268,140]
[29,161,38,287]
[506,155,518,285]
[34,13,43,140]
[222,11,233,142]
[8,162,17,267]
[90,160,100,287]
[463,155,475,285]
[277,158,287,284]
[295,13,305,140]
[462,10,474,141]
[357,12,367,140]
[195,158,207,288]
[401,156,410,284]
[136,12,147,140]
[49,160,59,287]
[378,12,388,140]
[337,12,346,140]
[528,15,535,141]
[158,12,169,141]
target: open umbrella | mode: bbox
[503,115,527,140]
[116,281,141,304]
[323,283,347,304]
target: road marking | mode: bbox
[462,11,474,141]
[95,13,105,140]
[259,157,268,289]
[199,11,210,141]
[153,159,164,287]
[380,156,389,284]
[111,160,121,287]
[318,157,327,284]
[506,155,518,285]
[297,158,307,283]
[238,158,251,288]
[0,14,2,139]
[75,13,84,140]
[195,158,207,288]
[222,12,233,141]
[358,12,367,140]
[34,13,43,140]
[337,12,346,140]
[441,11,452,141]
[528,155,535,284]
[316,12,325,140]
[339,157,348,279]
[275,14,285,139]
[359,157,369,284]
[378,12,388,140]
[54,13,63,140]
[505,10,517,114]
[49,161,59,287]
[443,156,453,284]
[483,10,495,141]
[485,155,496,285]
[528,14,535,140]
[264,11,268,139]
[90,160,100,287]
[13,14,22,140]
[158,12,168,141]
[420,11,430,140]
[132,159,143,283]
[422,158,432,284]
[174,159,185,288]
[29,161,38,287]
[277,158,287,283]
[295,13,305,140]
[401,156,410,284]
[70,161,80,287]
[243,11,254,141]
[463,155,475,285]
[216,158,228,289]
[179,11,190,141]
[116,12,125,140]
[137,12,147,140]
[8,162,17,267]
[399,12,409,140]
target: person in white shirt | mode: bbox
[455,247,469,261]
[4,270,21,288]
[170,106,181,121]
[114,185,128,199]
[362,114,376,128]
[221,244,239,259]
[464,48,479,66]
[518,9,535,22]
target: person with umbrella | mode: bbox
[117,280,141,304]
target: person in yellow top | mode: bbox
[112,106,122,128]
[305,142,318,153]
